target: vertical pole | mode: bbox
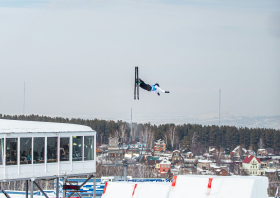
[131,108,132,141]
[18,137,20,175]
[30,180,34,198]
[25,180,28,198]
[56,177,59,198]
[124,166,127,181]
[134,67,136,100]
[219,89,221,126]
[63,177,66,198]
[23,81,25,115]
[93,175,96,198]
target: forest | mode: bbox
[1,114,280,154]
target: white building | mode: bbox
[0,119,97,196]
[242,155,265,176]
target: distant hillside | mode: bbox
[1,114,280,154]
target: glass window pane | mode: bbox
[84,136,94,161]
[6,138,17,165]
[47,137,57,163]
[60,138,69,161]
[0,139,3,165]
[20,138,32,165]
[73,136,83,161]
[34,137,45,164]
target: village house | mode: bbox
[96,147,103,156]
[171,150,183,165]
[242,155,265,176]
[156,158,171,176]
[215,168,228,176]
[257,148,275,156]
[108,137,119,150]
[186,152,195,159]
[107,150,123,160]
[153,146,162,153]
[183,158,197,172]
[209,146,217,153]
[154,139,166,151]
[197,159,212,170]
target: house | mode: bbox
[197,159,211,170]
[242,155,265,176]
[186,152,195,159]
[184,158,197,172]
[154,146,162,153]
[209,146,217,153]
[257,148,274,156]
[147,156,160,166]
[108,137,119,150]
[156,158,171,176]
[216,168,228,176]
[231,145,247,161]
[107,150,123,160]
[154,139,166,151]
[171,150,183,165]
[96,147,103,156]
[209,147,218,155]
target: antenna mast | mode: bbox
[131,108,132,139]
[23,82,25,115]
[219,89,221,126]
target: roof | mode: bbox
[159,158,171,164]
[243,155,261,163]
[0,119,93,133]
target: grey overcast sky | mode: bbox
[0,0,279,123]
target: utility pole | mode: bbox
[219,89,221,126]
[23,82,25,115]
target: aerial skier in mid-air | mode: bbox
[137,79,169,95]
[134,66,169,100]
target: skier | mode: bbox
[137,79,169,96]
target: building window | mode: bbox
[33,137,44,164]
[84,136,94,161]
[73,136,83,161]
[60,137,69,161]
[0,139,3,165]
[6,138,17,165]
[20,138,32,165]
[47,137,57,163]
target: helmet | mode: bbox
[155,83,160,87]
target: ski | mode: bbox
[136,67,139,100]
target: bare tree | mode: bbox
[167,125,177,150]
[144,125,154,149]
[258,137,265,149]
[191,131,199,154]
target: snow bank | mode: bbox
[101,182,136,198]
[101,182,171,198]
[102,175,268,198]
[169,175,268,198]
[133,182,171,198]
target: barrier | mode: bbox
[101,175,268,198]
[133,182,171,198]
[101,182,171,198]
[101,182,136,198]
[169,175,269,198]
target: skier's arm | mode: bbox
[155,86,166,93]
[155,90,160,96]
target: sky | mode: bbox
[0,0,279,124]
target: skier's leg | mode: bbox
[140,80,152,91]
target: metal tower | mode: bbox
[219,89,221,125]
